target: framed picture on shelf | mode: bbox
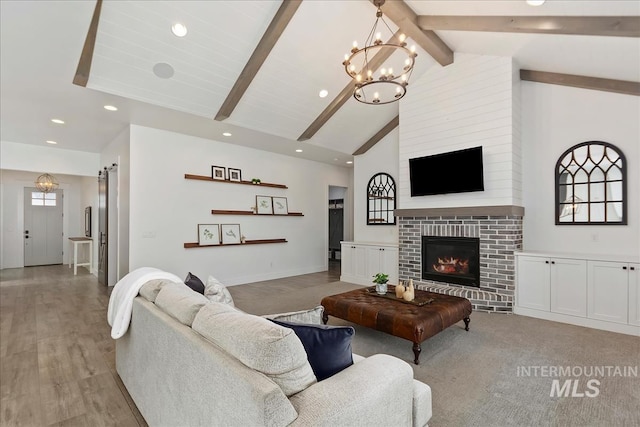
[211,165,226,181]
[198,224,220,246]
[221,224,241,244]
[228,168,242,182]
[256,195,273,214]
[272,197,288,215]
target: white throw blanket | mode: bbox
[107,267,183,339]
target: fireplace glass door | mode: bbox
[422,236,480,287]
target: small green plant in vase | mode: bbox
[372,273,389,295]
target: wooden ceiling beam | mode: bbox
[214,0,302,121]
[376,0,453,66]
[73,0,103,87]
[297,31,401,142]
[417,16,640,38]
[520,70,640,96]
[352,115,399,156]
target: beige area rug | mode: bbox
[230,280,640,427]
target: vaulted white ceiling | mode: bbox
[1,1,638,167]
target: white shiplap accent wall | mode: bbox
[398,53,522,209]
[511,60,523,204]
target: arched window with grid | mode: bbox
[555,141,626,225]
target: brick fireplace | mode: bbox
[396,206,523,313]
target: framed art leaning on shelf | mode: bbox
[256,195,273,214]
[211,166,226,181]
[272,197,288,215]
[221,224,241,244]
[198,224,220,246]
[228,168,242,182]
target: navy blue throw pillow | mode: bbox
[269,319,354,381]
[184,272,205,294]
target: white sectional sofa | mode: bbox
[115,279,432,426]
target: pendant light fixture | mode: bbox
[342,0,417,105]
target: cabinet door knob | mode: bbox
[631,267,636,271]
[545,261,549,264]
[623,266,628,270]
[551,261,555,265]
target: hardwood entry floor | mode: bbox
[0,263,341,426]
[1,265,144,427]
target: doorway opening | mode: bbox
[328,186,347,275]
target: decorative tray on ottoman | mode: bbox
[365,286,434,306]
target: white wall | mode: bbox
[128,125,351,285]
[353,128,399,244]
[521,82,639,257]
[100,127,131,280]
[329,186,346,200]
[0,141,99,177]
[399,53,522,209]
[0,169,85,269]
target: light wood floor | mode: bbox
[0,262,341,426]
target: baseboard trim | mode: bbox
[339,275,370,287]
[514,307,640,336]
[225,265,328,286]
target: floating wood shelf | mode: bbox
[211,209,303,216]
[185,174,287,189]
[184,238,287,248]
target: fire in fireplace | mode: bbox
[422,236,480,287]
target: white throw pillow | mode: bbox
[204,275,235,307]
[262,306,324,325]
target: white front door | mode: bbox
[24,188,63,266]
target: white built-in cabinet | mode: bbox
[340,241,398,286]
[628,264,640,326]
[516,256,551,311]
[550,259,587,317]
[515,252,639,336]
[341,244,367,281]
[587,261,639,325]
[517,256,586,316]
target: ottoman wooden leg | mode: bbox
[412,342,421,365]
[322,313,329,325]
[463,316,470,331]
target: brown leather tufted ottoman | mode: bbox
[321,286,472,364]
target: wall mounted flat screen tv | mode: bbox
[409,146,484,197]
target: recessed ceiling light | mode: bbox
[104,105,118,111]
[222,132,232,137]
[296,149,303,153]
[172,23,188,37]
[346,161,353,164]
[51,119,65,124]
[46,140,57,145]
[526,0,545,5]
[319,89,328,98]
